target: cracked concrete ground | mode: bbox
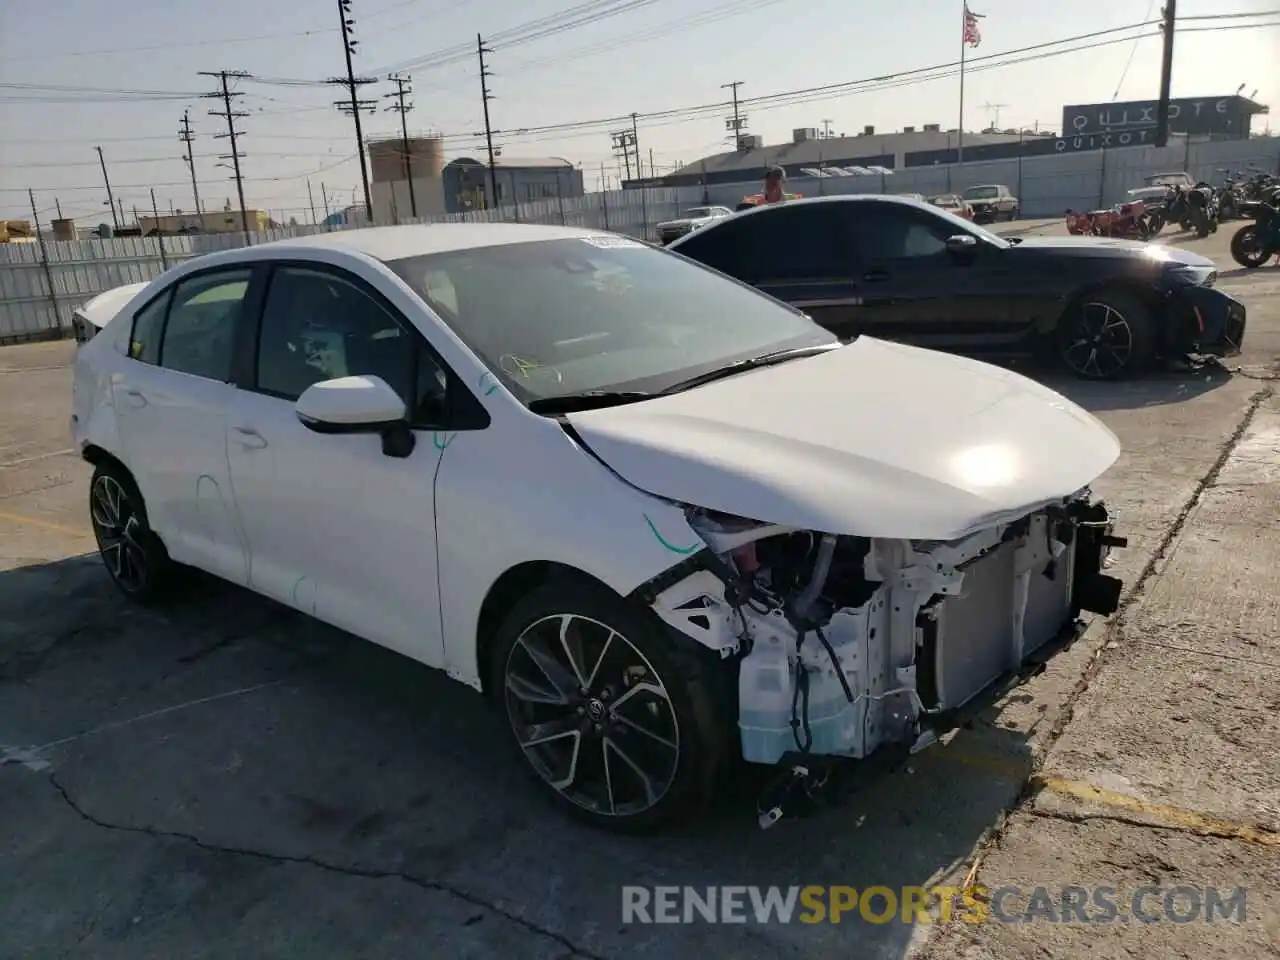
[2,230,1279,959]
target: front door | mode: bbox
[111,267,256,583]
[842,202,1017,353]
[223,262,451,667]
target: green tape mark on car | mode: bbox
[644,513,700,555]
[478,372,499,396]
[433,432,454,451]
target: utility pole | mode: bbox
[820,119,833,139]
[199,69,252,243]
[384,73,418,219]
[307,179,318,225]
[980,101,1009,131]
[630,113,642,181]
[477,34,499,209]
[332,0,376,221]
[55,198,63,219]
[610,129,635,181]
[178,109,204,216]
[1155,0,1177,147]
[722,81,746,148]
[94,146,120,229]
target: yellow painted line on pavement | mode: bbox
[0,509,90,539]
[1030,774,1280,848]
[932,750,1280,849]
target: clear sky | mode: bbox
[2,0,1277,222]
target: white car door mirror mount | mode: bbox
[295,375,417,458]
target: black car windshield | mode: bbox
[385,236,836,403]
[964,186,999,200]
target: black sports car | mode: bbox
[666,195,1246,379]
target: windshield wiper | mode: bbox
[659,344,840,395]
[527,391,653,414]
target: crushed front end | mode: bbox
[644,493,1125,800]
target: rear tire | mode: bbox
[88,461,179,604]
[1057,290,1156,380]
[490,575,728,832]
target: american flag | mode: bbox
[963,4,984,47]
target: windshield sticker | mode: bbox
[580,235,644,249]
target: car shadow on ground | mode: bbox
[1,554,1040,958]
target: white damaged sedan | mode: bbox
[71,224,1126,830]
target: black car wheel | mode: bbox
[492,575,726,831]
[1230,225,1271,269]
[1058,291,1156,380]
[89,461,178,603]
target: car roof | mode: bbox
[245,222,615,262]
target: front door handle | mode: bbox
[232,426,268,450]
[123,388,148,408]
[862,269,890,282]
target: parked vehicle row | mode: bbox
[73,218,1141,831]
[668,195,1244,380]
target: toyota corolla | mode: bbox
[71,224,1126,831]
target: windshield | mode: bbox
[385,237,835,403]
[964,186,999,200]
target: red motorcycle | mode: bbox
[1064,200,1154,240]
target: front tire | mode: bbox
[88,462,178,603]
[1057,291,1156,380]
[1230,225,1270,268]
[491,576,727,832]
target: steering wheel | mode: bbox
[499,353,563,385]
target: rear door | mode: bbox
[672,204,862,338]
[112,266,261,583]
[840,201,1017,351]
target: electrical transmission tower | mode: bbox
[476,34,499,208]
[610,129,637,181]
[384,74,418,219]
[722,80,748,148]
[198,70,251,242]
[332,0,376,221]
[178,109,204,216]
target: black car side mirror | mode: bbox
[945,234,980,261]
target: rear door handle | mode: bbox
[232,426,268,450]
[122,388,148,408]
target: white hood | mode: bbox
[566,338,1120,541]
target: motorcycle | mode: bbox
[1213,169,1245,221]
[1230,186,1280,269]
[1165,184,1217,238]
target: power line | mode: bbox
[384,74,418,218]
[476,35,500,206]
[200,70,253,242]
[332,0,377,220]
[179,109,205,216]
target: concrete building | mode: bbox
[368,136,448,223]
[442,157,584,213]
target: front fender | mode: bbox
[433,413,704,689]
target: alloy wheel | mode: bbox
[503,613,680,817]
[1063,302,1134,378]
[90,474,148,593]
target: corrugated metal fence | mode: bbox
[0,186,702,343]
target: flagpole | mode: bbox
[958,2,966,166]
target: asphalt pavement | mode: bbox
[1,223,1278,960]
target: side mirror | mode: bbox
[295,375,416,458]
[945,234,979,260]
